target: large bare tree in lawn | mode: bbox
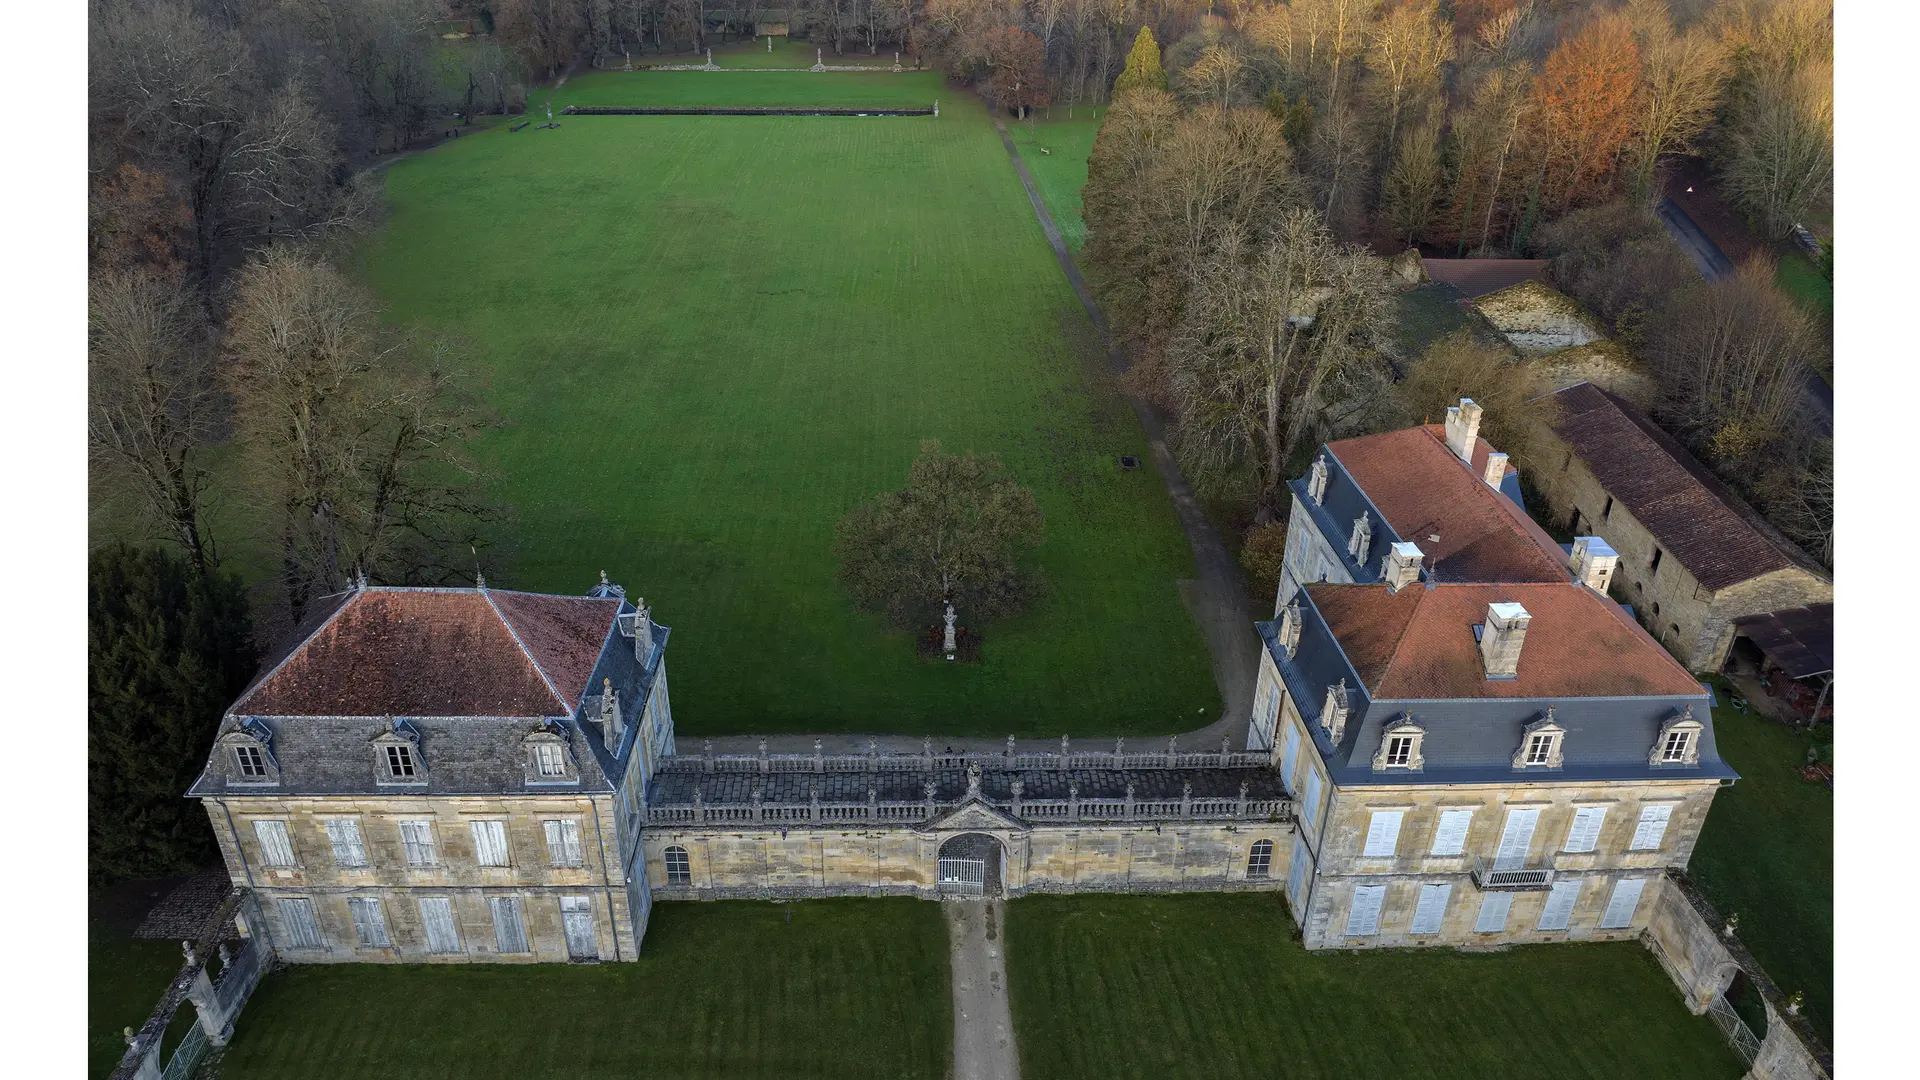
[223,248,504,624]
[835,441,1045,638]
[1165,209,1392,522]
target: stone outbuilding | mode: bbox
[1471,279,1604,355]
[1529,382,1832,673]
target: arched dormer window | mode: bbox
[217,718,280,786]
[1371,714,1426,772]
[1512,709,1566,770]
[1348,514,1372,566]
[373,718,427,787]
[1246,839,1274,879]
[1650,706,1704,767]
[524,719,580,786]
[1319,680,1351,744]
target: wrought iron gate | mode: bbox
[938,856,987,897]
[1705,992,1762,1065]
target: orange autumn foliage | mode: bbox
[1529,14,1640,214]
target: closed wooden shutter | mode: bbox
[279,898,323,948]
[561,897,598,960]
[472,820,510,866]
[1564,807,1607,853]
[1410,883,1452,934]
[400,820,437,866]
[1494,808,1540,871]
[348,898,390,947]
[1287,835,1310,912]
[1631,804,1673,850]
[1431,809,1473,856]
[1363,811,1405,858]
[324,819,366,867]
[1280,725,1301,792]
[1344,885,1386,936]
[545,820,582,867]
[254,820,296,867]
[1538,879,1581,931]
[1600,878,1648,928]
[490,897,528,953]
[1303,771,1323,831]
[419,897,460,953]
[1474,892,1514,933]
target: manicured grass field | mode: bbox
[1004,894,1744,1080]
[1689,700,1834,1043]
[1005,113,1103,250]
[216,899,950,1080]
[1774,246,1833,325]
[355,71,1217,736]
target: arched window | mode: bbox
[664,845,691,886]
[1246,839,1275,879]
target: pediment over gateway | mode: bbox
[920,798,1028,834]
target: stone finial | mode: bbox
[923,736,933,758]
[758,737,768,757]
[702,739,713,756]
[693,784,702,808]
[124,1027,136,1046]
[1167,735,1179,754]
[1114,736,1125,755]
[925,779,937,802]
[600,569,609,586]
[1182,780,1192,801]
[1221,733,1233,758]
[182,941,197,964]
[1006,734,1016,756]
[1060,734,1070,755]
[1010,778,1024,798]
[966,761,983,798]
[218,943,231,967]
[814,737,824,758]
[475,568,486,589]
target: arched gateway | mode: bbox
[937,833,1006,898]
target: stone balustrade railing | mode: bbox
[661,734,1272,776]
[646,792,1292,828]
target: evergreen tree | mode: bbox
[1114,26,1166,94]
[89,543,259,883]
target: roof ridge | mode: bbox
[230,591,360,716]
[1373,588,1427,698]
[479,589,575,715]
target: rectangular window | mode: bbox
[1602,496,1614,520]
[665,846,692,885]
[385,743,417,779]
[1650,547,1663,574]
[419,897,461,954]
[399,820,438,867]
[253,820,296,867]
[1302,771,1324,832]
[1564,807,1608,854]
[279,898,323,948]
[1362,811,1404,858]
[1344,884,1386,937]
[1410,883,1452,935]
[1474,892,1514,933]
[544,819,583,867]
[471,820,511,867]
[324,819,368,868]
[1600,878,1648,929]
[1660,730,1693,763]
[1431,809,1474,857]
[1384,736,1413,767]
[1538,879,1581,931]
[1630,804,1674,851]
[534,743,568,777]
[1279,724,1300,794]
[1524,734,1554,765]
[233,745,267,777]
[347,897,390,948]
[490,896,528,954]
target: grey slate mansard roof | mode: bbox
[1257,585,1732,788]
[647,766,1289,807]
[188,584,670,798]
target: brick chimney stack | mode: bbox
[1569,537,1620,594]
[1383,542,1423,592]
[1444,398,1483,462]
[1480,601,1531,679]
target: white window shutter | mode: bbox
[490,896,528,953]
[1600,878,1648,929]
[1431,809,1473,856]
[1345,885,1386,936]
[1303,771,1324,831]
[419,897,461,954]
[348,897,390,947]
[1493,808,1540,871]
[1287,835,1311,911]
[1538,879,1581,931]
[1410,883,1451,934]
[1280,725,1300,792]
[473,820,509,867]
[279,898,323,948]
[1565,807,1607,853]
[1474,892,1514,933]
[254,820,295,867]
[1363,811,1405,858]
[1631,804,1673,850]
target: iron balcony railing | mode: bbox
[1471,856,1557,891]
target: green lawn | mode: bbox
[1005,113,1103,250]
[345,70,1218,737]
[1689,699,1834,1043]
[217,899,949,1080]
[89,882,203,1079]
[1005,894,1744,1080]
[1774,246,1833,330]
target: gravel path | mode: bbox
[947,899,1019,1080]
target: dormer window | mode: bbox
[1347,514,1372,566]
[217,719,280,786]
[234,745,267,778]
[372,719,427,787]
[385,744,417,779]
[1512,709,1566,770]
[535,743,567,777]
[1320,680,1351,744]
[523,719,580,787]
[1650,707,1703,767]
[1371,715,1425,772]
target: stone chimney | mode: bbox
[1383,542,1423,592]
[1483,452,1509,489]
[1479,602,1531,679]
[599,677,624,751]
[1277,600,1303,657]
[1306,454,1330,505]
[1569,536,1620,594]
[1444,398,1483,463]
[633,599,654,662]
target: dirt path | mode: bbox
[947,899,1019,1080]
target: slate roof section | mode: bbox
[1545,383,1828,591]
[1324,425,1570,584]
[648,767,1289,806]
[1420,258,1549,298]
[1308,581,1704,700]
[232,587,622,718]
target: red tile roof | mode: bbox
[1309,581,1702,700]
[233,588,620,718]
[1421,258,1549,298]
[1545,383,1827,592]
[1327,425,1570,584]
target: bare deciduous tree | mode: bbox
[1720,56,1831,239]
[1621,0,1731,195]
